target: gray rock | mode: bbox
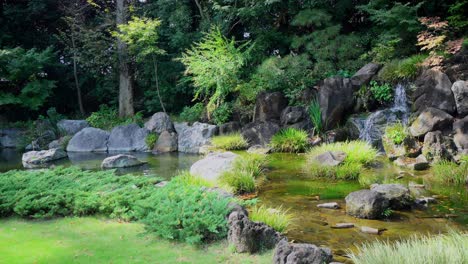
[453,116,468,152]
[273,239,333,264]
[67,127,110,152]
[422,131,456,162]
[394,154,429,170]
[351,63,381,88]
[313,151,347,166]
[189,152,238,182]
[247,145,272,154]
[48,137,69,150]
[254,91,288,122]
[317,202,340,209]
[409,107,453,137]
[57,120,89,135]
[101,154,145,169]
[175,122,217,153]
[345,190,389,219]
[360,226,381,235]
[0,128,22,148]
[228,210,283,253]
[108,124,149,152]
[241,121,280,146]
[370,184,413,209]
[280,106,312,131]
[319,77,354,129]
[382,135,421,160]
[22,148,67,168]
[451,80,468,117]
[412,69,456,114]
[219,121,241,135]
[144,112,174,133]
[332,223,354,229]
[153,131,178,153]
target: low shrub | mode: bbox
[219,154,268,194]
[432,159,468,185]
[348,231,468,264]
[369,81,393,105]
[270,128,309,153]
[145,133,158,149]
[378,54,427,82]
[384,122,408,145]
[179,103,204,123]
[211,133,248,150]
[86,105,143,130]
[249,205,294,233]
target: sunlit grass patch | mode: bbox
[211,133,248,150]
[432,159,468,185]
[249,205,294,233]
[270,128,309,153]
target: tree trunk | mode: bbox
[71,32,85,115]
[116,0,134,118]
[152,56,166,113]
[193,0,205,20]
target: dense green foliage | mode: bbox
[349,231,468,264]
[86,105,143,130]
[384,123,408,145]
[145,133,158,149]
[270,128,309,153]
[211,133,248,151]
[249,205,294,233]
[179,103,204,123]
[369,81,393,104]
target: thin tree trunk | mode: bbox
[116,0,134,118]
[193,0,205,20]
[71,33,85,115]
[152,56,166,113]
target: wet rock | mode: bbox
[101,154,145,169]
[370,184,413,210]
[332,223,354,229]
[219,121,241,135]
[67,127,109,152]
[313,151,346,166]
[153,131,178,153]
[57,120,89,135]
[453,116,468,153]
[451,80,468,117]
[317,202,340,209]
[318,77,354,129]
[351,63,381,88]
[273,239,333,264]
[144,112,174,134]
[241,121,280,146]
[394,154,429,170]
[108,124,149,152]
[48,137,69,150]
[0,128,23,148]
[409,107,453,137]
[190,152,238,182]
[228,211,283,253]
[415,197,436,207]
[247,145,272,154]
[175,122,217,153]
[280,106,312,130]
[412,69,456,114]
[22,148,67,168]
[345,190,389,219]
[422,131,457,162]
[254,91,288,122]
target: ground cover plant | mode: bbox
[431,158,468,185]
[211,133,248,150]
[306,141,378,180]
[270,128,309,153]
[249,205,294,233]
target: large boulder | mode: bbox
[101,154,145,169]
[351,63,381,88]
[144,112,174,133]
[382,135,422,160]
[57,120,89,135]
[370,184,413,210]
[254,92,288,122]
[190,152,238,182]
[345,190,389,219]
[219,121,241,135]
[241,121,280,146]
[0,128,22,148]
[280,106,312,131]
[273,239,333,264]
[22,148,67,168]
[318,77,354,129]
[409,107,453,137]
[422,131,457,162]
[67,127,109,152]
[453,116,468,153]
[175,122,217,153]
[394,154,430,170]
[412,69,456,114]
[228,210,283,253]
[451,81,468,117]
[153,131,178,153]
[108,124,149,152]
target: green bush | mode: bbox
[145,133,158,149]
[270,128,309,153]
[211,133,248,150]
[179,103,204,123]
[384,123,408,145]
[369,81,393,104]
[86,105,144,130]
[349,231,468,264]
[212,102,232,125]
[378,55,427,82]
[308,99,323,135]
[136,180,231,244]
[432,160,468,185]
[249,205,294,233]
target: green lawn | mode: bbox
[0,217,273,264]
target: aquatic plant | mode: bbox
[432,159,468,185]
[348,231,468,264]
[249,205,294,233]
[211,133,248,150]
[270,128,309,153]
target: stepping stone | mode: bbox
[360,226,385,235]
[332,223,354,229]
[317,202,340,209]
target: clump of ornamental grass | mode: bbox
[431,158,468,185]
[348,231,468,264]
[219,154,268,194]
[211,133,248,150]
[249,205,294,233]
[270,128,309,153]
[378,54,427,82]
[384,122,408,145]
[171,170,215,188]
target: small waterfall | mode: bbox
[358,84,410,144]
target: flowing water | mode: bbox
[0,150,466,262]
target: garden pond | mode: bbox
[1,149,466,259]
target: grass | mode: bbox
[348,231,468,264]
[308,99,323,135]
[384,123,407,145]
[378,54,428,82]
[249,205,294,233]
[270,128,309,153]
[432,159,468,185]
[0,217,273,264]
[219,154,268,194]
[306,141,378,180]
[211,133,248,150]
[172,170,215,188]
[219,171,256,194]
